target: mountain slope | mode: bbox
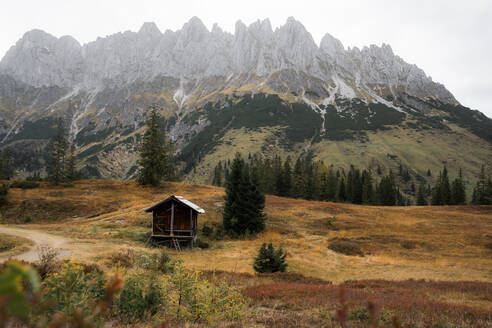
[0,17,491,190]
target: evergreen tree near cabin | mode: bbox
[223,153,266,236]
[137,107,174,186]
[253,243,287,273]
[47,118,69,185]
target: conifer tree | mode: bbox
[450,168,466,205]
[319,172,329,201]
[282,157,293,197]
[432,166,454,205]
[64,142,79,181]
[440,167,452,204]
[47,117,69,185]
[472,165,491,205]
[253,243,287,273]
[377,171,397,205]
[327,167,338,201]
[305,163,316,200]
[223,153,266,235]
[417,183,427,205]
[337,177,346,202]
[137,107,174,186]
[247,167,266,233]
[213,161,223,187]
[361,170,374,204]
[346,167,354,202]
[351,168,362,204]
[275,156,292,197]
[223,154,244,232]
[431,172,442,205]
[0,183,8,206]
[292,158,306,199]
[0,148,14,180]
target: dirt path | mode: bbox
[0,225,75,262]
[0,225,111,263]
[0,225,150,264]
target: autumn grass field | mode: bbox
[0,232,32,256]
[1,180,491,327]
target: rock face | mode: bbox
[0,17,490,182]
[0,17,455,104]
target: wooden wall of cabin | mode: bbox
[152,200,197,234]
[173,202,193,230]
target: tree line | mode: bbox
[213,154,492,206]
[214,155,407,206]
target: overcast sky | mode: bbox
[1,0,491,117]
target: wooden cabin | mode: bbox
[145,195,205,248]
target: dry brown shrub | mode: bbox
[400,240,417,249]
[328,239,363,256]
[36,245,60,278]
[110,249,135,268]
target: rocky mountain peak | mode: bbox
[138,22,162,36]
[320,33,345,58]
[180,16,209,40]
[0,17,458,105]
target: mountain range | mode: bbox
[0,17,491,191]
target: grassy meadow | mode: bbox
[1,180,491,326]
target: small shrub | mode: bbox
[114,275,163,323]
[10,181,40,189]
[349,307,369,322]
[37,246,60,279]
[254,243,288,273]
[324,216,339,230]
[401,240,417,250]
[23,215,33,223]
[0,261,123,327]
[328,239,363,256]
[201,224,214,237]
[0,262,40,322]
[110,249,135,268]
[139,231,152,243]
[26,174,43,181]
[42,261,107,318]
[215,225,225,241]
[156,250,175,273]
[167,262,246,323]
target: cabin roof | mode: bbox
[144,195,205,214]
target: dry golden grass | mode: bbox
[1,179,491,285]
[0,232,33,257]
[1,180,491,327]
